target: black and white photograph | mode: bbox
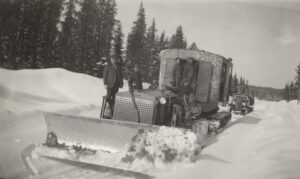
[0,0,300,178]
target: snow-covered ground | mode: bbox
[159,100,300,179]
[0,68,300,179]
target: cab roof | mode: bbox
[159,49,232,66]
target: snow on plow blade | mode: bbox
[30,112,161,176]
[43,112,159,152]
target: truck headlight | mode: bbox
[159,97,167,104]
[242,102,246,106]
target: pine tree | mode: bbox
[19,0,45,69]
[21,0,63,69]
[78,0,98,74]
[0,0,64,69]
[169,25,187,49]
[290,81,296,100]
[283,84,287,101]
[126,2,147,78]
[145,19,160,82]
[92,0,117,77]
[95,0,116,60]
[189,42,199,50]
[295,63,300,100]
[245,79,249,94]
[284,83,290,101]
[232,74,238,94]
[239,76,243,93]
[112,20,123,64]
[110,20,125,77]
[58,0,80,71]
[0,0,119,77]
[229,73,234,96]
[0,0,23,69]
[158,31,169,50]
[239,76,248,94]
[39,0,63,68]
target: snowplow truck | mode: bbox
[22,49,233,177]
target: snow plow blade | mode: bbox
[35,112,160,176]
[43,112,159,152]
[22,144,153,178]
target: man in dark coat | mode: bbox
[171,58,183,88]
[148,79,159,90]
[128,64,143,92]
[103,58,123,112]
[180,57,196,105]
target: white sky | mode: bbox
[115,0,300,89]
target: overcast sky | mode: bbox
[115,0,300,89]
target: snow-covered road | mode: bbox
[160,101,300,179]
[1,68,300,179]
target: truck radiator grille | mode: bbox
[113,95,155,124]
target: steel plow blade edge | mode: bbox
[43,112,159,153]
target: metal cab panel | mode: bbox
[159,49,233,112]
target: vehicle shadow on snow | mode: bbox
[226,114,262,129]
[239,115,262,124]
[206,114,262,146]
[196,154,231,164]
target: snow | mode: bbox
[0,68,101,117]
[0,68,148,178]
[0,68,148,116]
[0,68,99,105]
[1,68,300,179]
[159,100,300,179]
[236,101,300,179]
[122,127,202,174]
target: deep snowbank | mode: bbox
[0,68,149,104]
[0,68,149,116]
[159,100,300,179]
[235,100,300,179]
[0,68,102,106]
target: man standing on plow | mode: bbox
[103,58,123,116]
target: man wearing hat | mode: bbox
[128,64,143,92]
[171,58,183,88]
[181,57,196,105]
[103,58,123,114]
